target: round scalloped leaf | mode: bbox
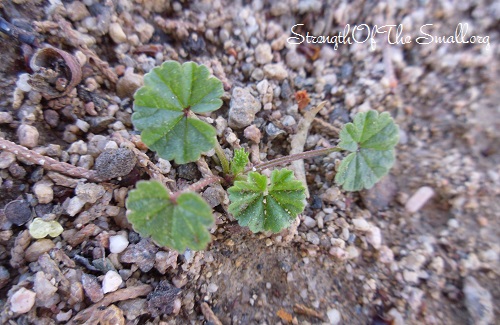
[126,181,214,252]
[335,110,399,191]
[228,169,306,233]
[132,61,224,164]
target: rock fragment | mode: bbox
[120,238,158,272]
[17,124,39,148]
[463,276,494,325]
[82,273,104,303]
[25,239,55,262]
[33,181,54,204]
[147,280,181,317]
[255,43,273,64]
[228,87,261,129]
[10,287,36,314]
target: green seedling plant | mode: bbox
[126,61,399,253]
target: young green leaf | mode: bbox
[230,148,249,176]
[335,110,399,191]
[132,61,224,164]
[228,169,306,233]
[126,181,214,252]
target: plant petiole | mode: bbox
[248,146,342,173]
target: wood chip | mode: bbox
[277,308,293,323]
[201,302,223,325]
[293,304,325,321]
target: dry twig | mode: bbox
[201,302,223,325]
[71,285,152,323]
[0,138,101,182]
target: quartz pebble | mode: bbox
[352,218,371,232]
[102,270,123,294]
[66,197,86,217]
[109,235,129,254]
[10,288,36,314]
[76,183,105,204]
[327,308,341,325]
[405,186,434,213]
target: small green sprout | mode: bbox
[126,61,400,253]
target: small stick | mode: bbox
[201,302,223,325]
[169,175,223,202]
[0,138,101,182]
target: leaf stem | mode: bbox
[248,147,342,173]
[214,141,230,175]
[170,175,223,202]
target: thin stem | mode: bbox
[0,137,101,182]
[170,175,223,202]
[248,147,342,173]
[214,140,230,175]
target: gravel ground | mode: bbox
[0,0,499,324]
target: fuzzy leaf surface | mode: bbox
[132,61,224,164]
[126,181,214,252]
[335,110,399,191]
[230,148,249,176]
[228,169,306,233]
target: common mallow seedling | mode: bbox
[126,61,399,253]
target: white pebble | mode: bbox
[102,270,122,294]
[16,73,32,92]
[157,158,171,174]
[405,187,434,213]
[207,283,218,293]
[10,288,36,314]
[366,226,382,249]
[109,235,129,254]
[346,246,359,259]
[352,218,371,232]
[327,308,341,325]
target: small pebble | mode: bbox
[352,218,371,232]
[228,87,262,129]
[0,152,16,169]
[102,270,123,294]
[10,288,36,314]
[463,276,494,325]
[109,235,129,254]
[76,183,105,204]
[25,239,55,262]
[207,283,218,293]
[82,273,104,303]
[405,186,434,213]
[109,23,127,43]
[255,43,273,64]
[66,197,86,217]
[17,124,39,148]
[327,308,341,325]
[5,200,32,226]
[33,181,54,204]
[243,125,262,143]
[263,63,288,81]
